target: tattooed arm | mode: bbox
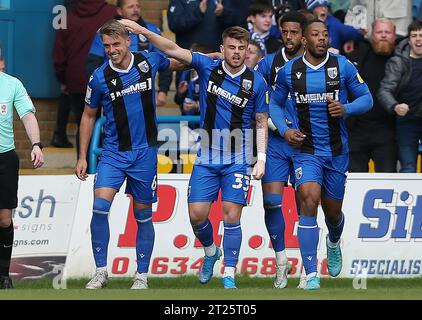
[252,112,268,180]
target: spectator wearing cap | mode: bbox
[306,0,364,51]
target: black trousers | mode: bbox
[348,129,397,173]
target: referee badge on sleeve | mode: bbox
[0,103,7,115]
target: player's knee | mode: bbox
[0,218,12,229]
[93,198,112,215]
[301,194,319,211]
[188,205,209,225]
[263,194,282,210]
[134,208,152,223]
[189,214,207,226]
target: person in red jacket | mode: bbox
[52,0,117,151]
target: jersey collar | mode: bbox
[302,51,330,70]
[109,53,134,73]
[222,61,246,78]
[281,47,289,63]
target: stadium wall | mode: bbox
[9,173,422,280]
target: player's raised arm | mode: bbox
[119,19,192,65]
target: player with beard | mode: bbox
[269,19,373,290]
[256,11,307,289]
[120,20,269,289]
[346,19,398,173]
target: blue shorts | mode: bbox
[94,147,158,204]
[188,163,250,206]
[262,132,298,186]
[292,153,349,201]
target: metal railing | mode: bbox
[88,115,200,173]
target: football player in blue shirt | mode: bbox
[256,11,307,289]
[121,19,269,289]
[86,0,172,107]
[75,19,177,290]
[270,19,373,290]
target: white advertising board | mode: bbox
[64,173,422,279]
[11,175,80,279]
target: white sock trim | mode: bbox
[298,225,318,229]
[93,210,109,215]
[306,272,317,280]
[223,267,235,278]
[224,225,241,230]
[275,250,288,265]
[327,237,340,248]
[135,272,148,281]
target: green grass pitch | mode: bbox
[0,275,422,300]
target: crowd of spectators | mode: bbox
[49,0,422,173]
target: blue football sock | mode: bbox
[134,208,155,273]
[326,213,345,244]
[297,215,319,276]
[91,198,111,268]
[192,219,214,247]
[223,222,242,268]
[263,194,285,252]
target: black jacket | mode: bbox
[167,0,239,51]
[345,40,395,131]
[377,38,422,118]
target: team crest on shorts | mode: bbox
[295,167,302,180]
[327,67,338,79]
[138,61,150,73]
[0,103,7,116]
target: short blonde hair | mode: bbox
[372,18,396,33]
[100,19,129,39]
